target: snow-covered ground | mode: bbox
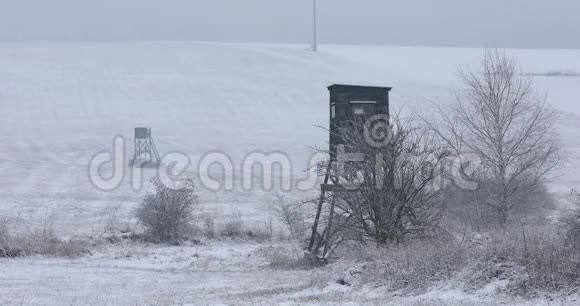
[1,42,580,304]
[0,241,313,305]
[2,239,573,305]
[2,240,574,305]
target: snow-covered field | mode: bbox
[1,240,574,305]
[2,42,580,233]
[1,42,580,304]
[0,241,314,305]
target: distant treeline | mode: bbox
[525,70,578,77]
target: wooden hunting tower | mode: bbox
[328,84,391,160]
[307,84,392,259]
[131,127,161,167]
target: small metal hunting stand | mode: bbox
[131,127,161,168]
[306,84,391,263]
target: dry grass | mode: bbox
[312,225,580,299]
[262,244,310,270]
[0,217,89,258]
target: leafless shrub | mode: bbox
[199,212,217,238]
[222,213,244,238]
[220,217,272,241]
[100,204,123,232]
[260,216,274,241]
[195,212,276,242]
[0,217,11,240]
[562,191,580,250]
[444,180,554,232]
[563,210,580,250]
[263,244,308,269]
[271,194,308,240]
[134,177,199,243]
[329,114,448,246]
[243,227,272,242]
[441,184,497,232]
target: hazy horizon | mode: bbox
[0,0,578,49]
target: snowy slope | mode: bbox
[1,42,579,234]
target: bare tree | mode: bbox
[431,50,559,227]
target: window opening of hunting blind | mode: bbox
[331,103,336,118]
[350,100,376,116]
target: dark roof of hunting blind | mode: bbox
[328,84,393,91]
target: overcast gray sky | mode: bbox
[0,0,578,49]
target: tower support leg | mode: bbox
[308,161,331,253]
